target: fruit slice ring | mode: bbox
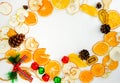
[25,37,39,51]
[90,63,105,77]
[92,41,109,56]
[61,74,75,83]
[66,0,80,15]
[79,70,94,83]
[104,31,119,47]
[37,0,53,16]
[45,60,61,79]
[0,2,12,15]
[9,15,19,27]
[0,26,10,39]
[33,48,50,66]
[51,0,70,10]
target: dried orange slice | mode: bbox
[7,28,17,37]
[24,12,38,26]
[108,10,120,29]
[79,70,94,83]
[33,48,50,66]
[51,0,70,9]
[37,0,53,16]
[92,41,109,56]
[91,63,105,77]
[80,4,98,16]
[20,49,32,63]
[104,31,119,47]
[102,55,110,66]
[5,49,18,58]
[45,60,61,79]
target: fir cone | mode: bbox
[79,49,90,60]
[8,33,25,48]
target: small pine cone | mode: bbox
[8,33,25,48]
[79,49,90,60]
[100,24,110,34]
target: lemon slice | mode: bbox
[51,0,70,9]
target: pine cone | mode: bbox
[8,33,25,48]
[79,49,90,60]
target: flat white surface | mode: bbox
[0,0,120,83]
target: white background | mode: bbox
[0,0,120,83]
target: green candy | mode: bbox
[38,67,45,74]
[54,76,61,83]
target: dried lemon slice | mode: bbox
[51,0,70,9]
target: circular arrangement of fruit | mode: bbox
[0,0,120,83]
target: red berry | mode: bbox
[42,74,50,82]
[61,56,69,63]
[31,62,39,70]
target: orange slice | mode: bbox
[91,63,105,77]
[5,49,18,58]
[20,49,32,63]
[7,28,17,37]
[33,48,50,66]
[45,60,61,79]
[51,0,70,9]
[104,31,119,47]
[102,55,110,66]
[92,41,109,56]
[79,70,94,83]
[24,12,38,26]
[37,0,53,16]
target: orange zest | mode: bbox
[91,63,105,77]
[92,41,109,56]
[45,60,61,79]
[33,48,50,66]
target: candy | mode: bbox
[42,74,50,82]
[61,56,69,64]
[31,62,39,70]
[54,76,61,83]
[38,67,45,74]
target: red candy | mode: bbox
[31,62,39,70]
[61,56,69,63]
[42,74,50,82]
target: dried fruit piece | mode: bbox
[23,5,28,10]
[100,24,110,34]
[108,10,120,29]
[51,0,70,9]
[79,70,93,83]
[68,53,87,67]
[24,12,38,26]
[0,26,10,39]
[33,48,50,66]
[104,31,118,47]
[91,63,105,77]
[79,49,90,60]
[66,0,80,15]
[5,49,18,58]
[80,4,98,16]
[92,41,109,56]
[20,49,32,63]
[25,37,39,51]
[45,60,61,79]
[7,28,17,37]
[86,55,98,65]
[109,46,120,61]
[61,74,75,83]
[37,0,53,16]
[0,2,12,15]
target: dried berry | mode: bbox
[79,49,90,60]
[96,2,102,9]
[23,5,28,10]
[100,24,110,34]
[8,33,25,48]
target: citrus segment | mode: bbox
[37,0,53,16]
[102,55,110,66]
[45,60,61,79]
[92,41,109,56]
[51,0,70,9]
[20,49,32,63]
[7,28,17,37]
[24,12,37,26]
[108,60,118,70]
[33,48,50,66]
[104,31,118,47]
[68,53,87,67]
[80,4,98,16]
[79,70,94,83]
[91,63,105,77]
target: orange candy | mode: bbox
[104,31,118,47]
[37,0,53,16]
[24,12,38,26]
[20,49,32,63]
[33,48,50,66]
[79,70,94,83]
[91,63,105,77]
[92,41,109,56]
[45,60,61,79]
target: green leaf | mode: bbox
[7,72,17,80]
[8,54,20,64]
